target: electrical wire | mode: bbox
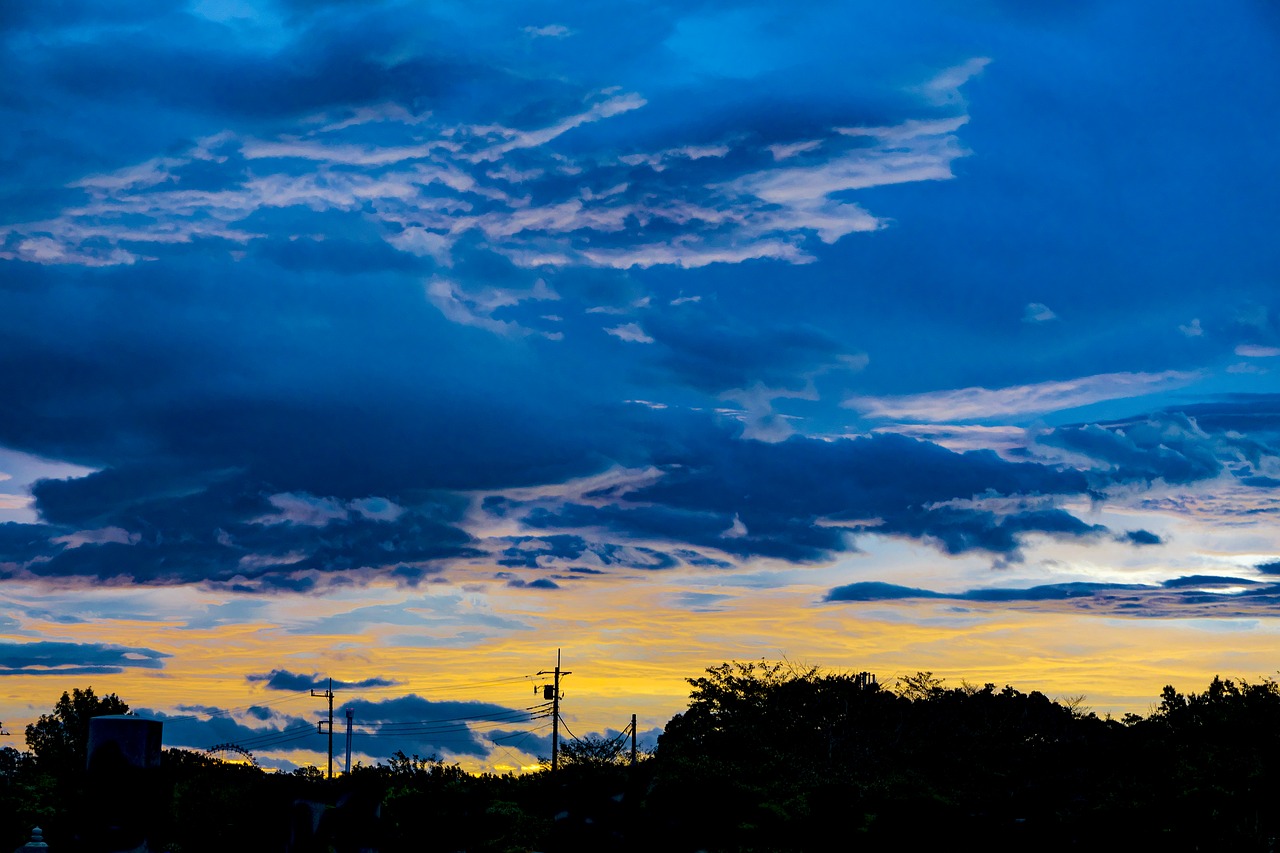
[353,707,539,730]
[489,722,552,772]
[196,673,542,721]
[195,671,555,757]
[557,714,580,743]
[192,690,314,718]
[350,712,540,732]
[229,724,319,749]
[344,674,542,695]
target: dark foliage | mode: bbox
[649,662,1280,851]
[3,669,1280,851]
[24,686,129,775]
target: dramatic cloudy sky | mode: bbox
[2,0,1279,770]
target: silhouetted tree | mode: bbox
[556,733,630,769]
[25,686,129,774]
[894,670,945,701]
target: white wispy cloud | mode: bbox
[870,423,1034,456]
[241,139,448,166]
[307,103,433,134]
[253,493,350,527]
[579,238,812,269]
[1179,318,1203,337]
[1,66,978,290]
[845,370,1199,423]
[720,381,816,442]
[916,57,991,107]
[0,236,143,266]
[619,143,731,171]
[51,527,141,549]
[468,92,647,162]
[425,277,559,337]
[524,24,572,38]
[1235,343,1280,357]
[252,492,406,526]
[767,140,823,160]
[605,322,654,343]
[1023,302,1056,323]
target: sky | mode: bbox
[2,0,1280,772]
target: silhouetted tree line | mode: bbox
[3,665,1280,851]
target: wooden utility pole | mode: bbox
[312,678,334,779]
[630,713,637,766]
[537,649,571,772]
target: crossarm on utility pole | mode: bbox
[311,678,335,779]
[537,649,572,772]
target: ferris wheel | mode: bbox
[204,742,260,768]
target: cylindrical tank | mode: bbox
[84,715,163,853]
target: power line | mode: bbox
[192,690,314,718]
[344,675,541,695]
[557,715,580,743]
[354,706,541,726]
[489,724,551,744]
[181,664,576,768]
[232,723,317,744]
[353,712,542,732]
[235,722,322,747]
[490,722,552,772]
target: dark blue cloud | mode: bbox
[0,379,1115,585]
[1159,575,1259,589]
[1119,529,1163,546]
[633,299,861,394]
[144,693,540,765]
[142,707,321,759]
[343,695,539,759]
[517,430,1100,560]
[17,10,512,121]
[0,0,1277,601]
[671,592,735,612]
[1171,396,1280,443]
[487,727,554,760]
[0,522,62,567]
[1034,404,1280,504]
[1040,414,1223,486]
[13,474,480,589]
[487,723,661,764]
[878,506,1106,557]
[246,670,400,692]
[523,500,845,563]
[821,582,942,602]
[497,535,679,571]
[505,578,561,590]
[826,576,1280,618]
[0,640,169,675]
[0,0,171,32]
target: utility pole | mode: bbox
[345,708,354,776]
[630,713,637,766]
[312,677,334,779]
[537,649,571,772]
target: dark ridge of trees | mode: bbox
[3,664,1280,851]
